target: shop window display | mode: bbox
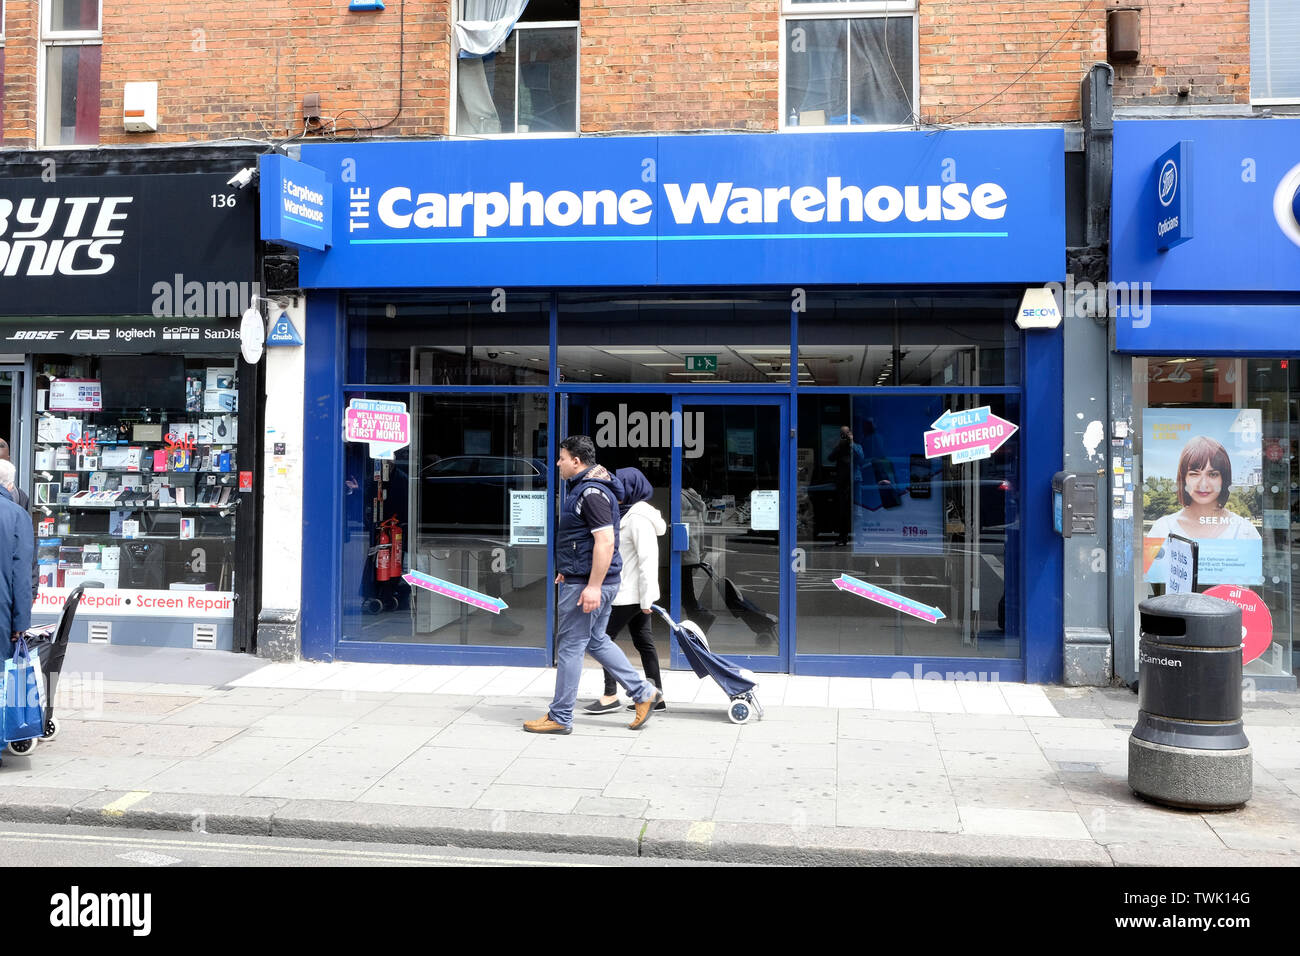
[31,355,239,614]
[341,391,550,648]
[1134,358,1294,681]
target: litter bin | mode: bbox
[1128,593,1251,809]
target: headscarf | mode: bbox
[613,467,654,516]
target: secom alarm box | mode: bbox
[1052,472,1097,538]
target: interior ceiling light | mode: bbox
[601,348,668,356]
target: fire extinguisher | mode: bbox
[388,518,403,576]
[375,524,392,582]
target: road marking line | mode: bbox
[102,791,151,817]
[0,830,604,867]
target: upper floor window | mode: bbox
[41,0,102,146]
[455,0,579,136]
[1251,0,1300,103]
[782,0,915,129]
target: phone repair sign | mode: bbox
[345,399,410,459]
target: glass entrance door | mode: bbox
[673,396,788,671]
[0,367,25,476]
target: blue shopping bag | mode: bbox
[4,639,44,743]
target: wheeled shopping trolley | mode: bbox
[649,604,765,725]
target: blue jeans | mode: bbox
[549,580,657,728]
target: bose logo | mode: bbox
[0,196,132,277]
[1158,160,1178,207]
[1275,162,1300,249]
[6,330,61,340]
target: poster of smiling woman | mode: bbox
[1143,408,1262,585]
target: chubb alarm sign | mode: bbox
[298,130,1065,288]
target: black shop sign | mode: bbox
[0,173,256,317]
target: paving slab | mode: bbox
[496,757,623,790]
[1080,804,1227,848]
[601,783,719,820]
[473,784,595,815]
[959,807,1093,841]
[949,774,1078,812]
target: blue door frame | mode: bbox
[671,393,791,673]
[301,291,1062,682]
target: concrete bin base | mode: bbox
[1128,736,1252,810]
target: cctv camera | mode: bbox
[227,167,257,190]
[487,351,500,359]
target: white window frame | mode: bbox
[779,0,918,132]
[451,9,581,139]
[37,0,104,147]
[1251,0,1300,105]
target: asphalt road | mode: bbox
[0,823,732,867]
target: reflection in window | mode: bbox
[456,0,579,134]
[347,294,550,386]
[558,294,791,384]
[798,292,1021,386]
[784,9,913,127]
[795,393,1019,658]
[341,392,551,648]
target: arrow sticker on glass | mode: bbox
[833,573,945,623]
[923,405,1017,463]
[403,571,508,614]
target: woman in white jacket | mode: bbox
[585,468,667,714]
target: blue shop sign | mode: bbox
[295,130,1064,288]
[1154,140,1193,252]
[1114,119,1300,292]
[259,154,332,251]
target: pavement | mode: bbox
[4,648,1300,866]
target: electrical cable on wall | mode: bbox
[930,0,1101,126]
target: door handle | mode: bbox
[671,523,690,552]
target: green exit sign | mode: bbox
[685,355,718,372]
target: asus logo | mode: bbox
[70,329,110,340]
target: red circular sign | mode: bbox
[1204,585,1273,664]
[1265,440,1284,462]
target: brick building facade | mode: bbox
[0,1,1265,149]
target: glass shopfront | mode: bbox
[294,128,1066,676]
[1133,357,1297,682]
[332,289,1045,678]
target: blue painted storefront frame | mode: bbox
[301,290,1064,682]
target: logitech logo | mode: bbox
[1158,159,1178,207]
[1275,162,1300,249]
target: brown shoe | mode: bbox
[628,693,663,730]
[523,715,572,735]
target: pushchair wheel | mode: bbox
[728,699,753,725]
[6,738,36,756]
[362,598,383,614]
[43,717,59,741]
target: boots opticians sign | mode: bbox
[297,129,1064,288]
[0,173,256,316]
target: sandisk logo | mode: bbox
[0,196,132,277]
